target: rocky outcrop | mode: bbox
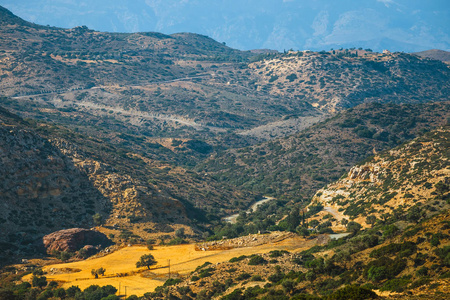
[347,163,382,183]
[42,228,112,253]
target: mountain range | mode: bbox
[0,5,449,298]
[1,4,449,244]
[1,0,449,52]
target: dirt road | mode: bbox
[224,196,276,224]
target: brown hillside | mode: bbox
[158,127,450,300]
[0,6,448,148]
[311,126,450,227]
[242,50,450,114]
[414,49,450,63]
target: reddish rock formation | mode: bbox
[42,228,112,253]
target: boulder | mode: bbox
[42,228,112,253]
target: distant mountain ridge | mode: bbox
[1,0,449,52]
[414,49,450,63]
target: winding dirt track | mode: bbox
[323,206,345,222]
[224,196,276,224]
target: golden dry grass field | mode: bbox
[24,235,313,297]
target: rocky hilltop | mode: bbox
[245,50,450,114]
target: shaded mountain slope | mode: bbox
[0,107,254,258]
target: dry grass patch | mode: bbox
[23,236,315,296]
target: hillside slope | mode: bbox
[311,126,450,228]
[241,50,450,114]
[0,107,254,259]
[414,49,450,63]
[159,127,450,300]
[198,102,450,201]
[1,6,449,147]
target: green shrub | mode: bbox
[346,221,362,234]
[430,234,441,247]
[434,246,450,266]
[268,272,285,283]
[229,255,247,263]
[365,257,407,282]
[194,262,212,272]
[402,226,423,238]
[380,277,410,292]
[236,273,251,281]
[307,205,323,217]
[251,275,263,281]
[248,255,267,265]
[382,225,399,238]
[166,237,187,245]
[416,266,428,277]
[163,278,182,286]
[32,275,47,288]
[409,278,430,289]
[326,285,378,299]
[198,267,215,278]
[269,75,279,82]
[221,289,243,300]
[370,241,416,258]
[286,74,298,82]
[269,250,289,258]
[367,266,388,282]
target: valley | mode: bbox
[0,4,449,300]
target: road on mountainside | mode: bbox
[224,196,276,224]
[323,206,345,222]
[11,72,232,131]
[11,73,213,99]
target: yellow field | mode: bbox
[26,236,313,297]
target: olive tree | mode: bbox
[136,254,157,270]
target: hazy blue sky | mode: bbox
[1,0,449,52]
